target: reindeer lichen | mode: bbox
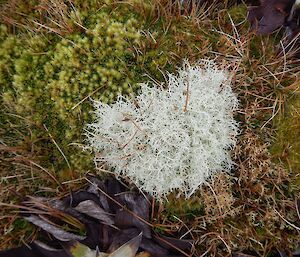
[87,61,239,198]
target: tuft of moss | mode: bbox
[271,94,300,184]
[0,7,143,172]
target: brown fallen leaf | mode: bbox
[24,215,85,242]
[281,5,300,58]
[0,177,192,257]
[74,199,114,225]
[248,0,295,34]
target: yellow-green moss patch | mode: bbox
[271,94,300,182]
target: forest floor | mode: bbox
[0,0,299,256]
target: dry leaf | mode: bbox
[74,200,114,225]
[25,215,85,241]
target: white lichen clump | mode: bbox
[86,61,239,198]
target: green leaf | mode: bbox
[108,233,142,257]
[67,242,101,257]
[66,233,141,257]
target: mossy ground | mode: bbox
[271,94,300,185]
[0,0,300,256]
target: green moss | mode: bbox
[164,194,205,220]
[9,218,36,245]
[271,94,300,181]
[227,4,248,23]
[0,4,143,172]
[0,0,211,176]
[12,219,31,231]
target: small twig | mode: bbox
[183,76,190,112]
[136,187,152,206]
[73,20,87,31]
[296,199,300,220]
[274,208,300,231]
[261,97,281,129]
[122,116,145,133]
[61,177,85,185]
[205,181,222,216]
[199,246,212,257]
[120,130,138,149]
[31,20,61,34]
[217,235,231,254]
[43,124,71,170]
[172,215,195,240]
[0,202,52,215]
[279,40,287,81]
[32,161,61,187]
[71,85,105,110]
[151,197,155,221]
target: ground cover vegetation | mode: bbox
[0,0,299,256]
[86,62,239,199]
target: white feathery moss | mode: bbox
[86,61,239,198]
